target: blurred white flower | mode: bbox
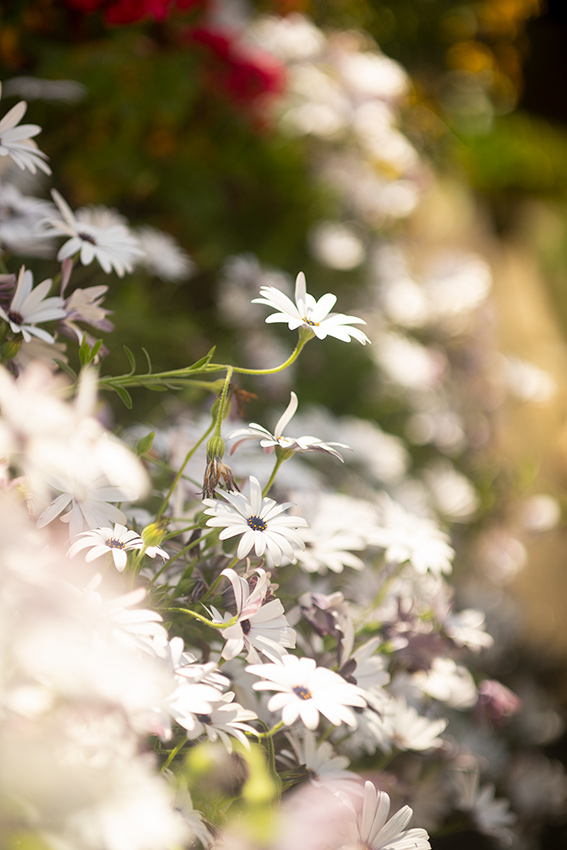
[184,691,258,753]
[278,729,361,791]
[136,225,195,282]
[253,271,370,344]
[37,472,129,537]
[45,190,143,277]
[372,496,455,576]
[308,221,365,270]
[387,699,447,752]
[452,765,516,846]
[292,492,373,574]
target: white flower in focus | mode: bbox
[136,225,195,282]
[0,82,51,174]
[228,391,349,461]
[184,691,258,753]
[211,568,296,662]
[45,190,143,277]
[247,654,366,730]
[68,524,145,572]
[0,266,65,344]
[203,475,308,566]
[372,495,454,576]
[252,271,370,344]
[339,780,431,850]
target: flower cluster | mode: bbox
[0,8,564,850]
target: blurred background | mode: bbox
[1,1,567,844]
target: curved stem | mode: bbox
[231,334,311,376]
[156,421,215,519]
[262,456,285,498]
[257,721,284,739]
[162,738,187,772]
[165,606,239,630]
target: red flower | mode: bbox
[185,26,286,109]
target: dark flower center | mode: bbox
[241,618,251,635]
[195,713,212,725]
[247,515,267,531]
[105,538,126,550]
[7,309,24,325]
[78,231,97,245]
[302,316,319,327]
[292,684,312,701]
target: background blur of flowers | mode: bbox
[2,1,567,848]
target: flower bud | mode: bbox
[142,516,168,548]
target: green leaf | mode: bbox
[78,337,103,367]
[112,385,133,408]
[136,431,155,456]
[142,347,153,373]
[123,345,136,375]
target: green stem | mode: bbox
[257,721,284,739]
[213,366,233,437]
[156,421,215,519]
[162,738,187,772]
[262,456,285,498]
[165,607,239,630]
[231,333,311,376]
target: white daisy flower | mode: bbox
[45,190,143,277]
[184,691,258,753]
[227,391,349,461]
[211,567,296,662]
[247,654,366,730]
[0,83,51,174]
[68,523,145,572]
[278,730,362,792]
[371,495,455,576]
[252,271,370,344]
[0,266,66,344]
[135,225,195,282]
[339,780,431,850]
[203,475,308,566]
[37,473,129,538]
[452,765,516,846]
[388,698,447,753]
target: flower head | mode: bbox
[252,271,370,344]
[0,266,66,344]
[0,83,51,174]
[228,391,349,461]
[184,691,258,753]
[44,190,143,277]
[211,568,296,662]
[68,523,145,572]
[340,780,431,850]
[203,475,308,566]
[247,654,366,730]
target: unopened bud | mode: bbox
[142,516,169,548]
